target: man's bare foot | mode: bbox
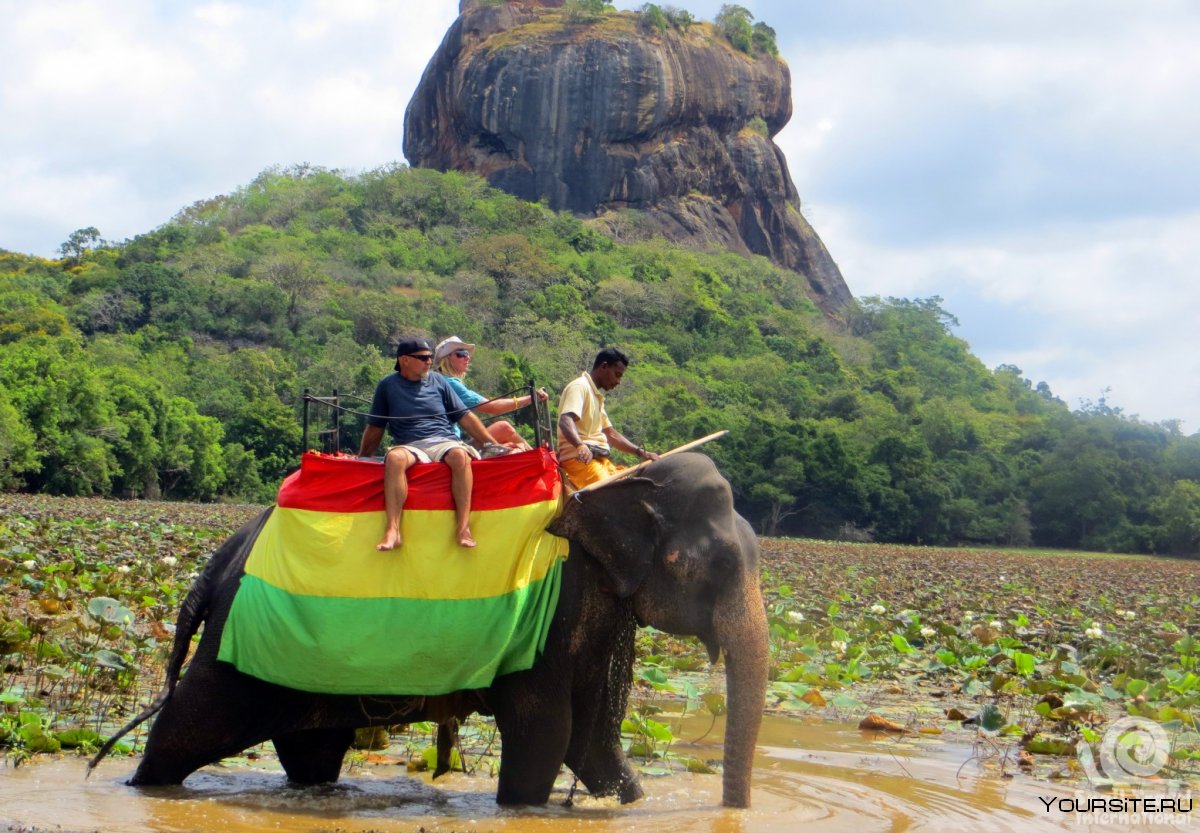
[457,529,477,548]
[376,530,402,551]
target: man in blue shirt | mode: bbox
[358,337,493,551]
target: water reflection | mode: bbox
[0,716,1159,832]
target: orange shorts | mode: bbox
[560,456,624,488]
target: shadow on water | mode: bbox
[0,715,1155,832]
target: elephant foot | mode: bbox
[617,776,645,804]
[274,727,354,784]
[579,770,644,804]
[128,766,186,787]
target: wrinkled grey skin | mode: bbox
[91,453,768,808]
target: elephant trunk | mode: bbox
[713,577,769,808]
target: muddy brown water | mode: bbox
[0,715,1167,832]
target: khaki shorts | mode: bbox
[395,437,481,464]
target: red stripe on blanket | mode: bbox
[276,447,562,513]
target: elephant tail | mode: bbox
[86,578,208,775]
[87,508,272,776]
[85,690,170,776]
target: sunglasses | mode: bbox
[452,350,471,359]
[406,353,434,362]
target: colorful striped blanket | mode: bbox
[217,448,569,695]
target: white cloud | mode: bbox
[763,4,1200,430]
[813,208,1200,428]
[0,0,457,253]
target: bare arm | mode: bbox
[458,412,494,447]
[359,424,385,457]
[603,426,659,461]
[558,412,592,463]
[475,387,550,416]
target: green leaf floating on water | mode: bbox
[1025,735,1078,756]
[420,746,461,771]
[1010,650,1036,677]
[87,597,134,626]
[639,667,671,689]
[89,650,131,671]
[54,728,103,748]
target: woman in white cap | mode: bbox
[434,336,549,452]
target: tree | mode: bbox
[0,385,38,490]
[1155,480,1200,556]
[0,290,70,343]
[752,22,778,56]
[101,367,165,498]
[253,252,322,334]
[158,397,227,500]
[463,234,557,302]
[663,5,694,31]
[639,3,668,32]
[58,227,102,264]
[0,336,121,495]
[564,0,612,24]
[1028,429,1126,548]
[715,4,754,53]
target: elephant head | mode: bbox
[547,452,769,807]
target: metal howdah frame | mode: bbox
[302,381,552,456]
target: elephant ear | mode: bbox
[548,476,662,598]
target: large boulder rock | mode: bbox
[405,0,852,314]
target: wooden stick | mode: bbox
[571,430,729,494]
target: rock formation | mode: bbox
[405,0,852,314]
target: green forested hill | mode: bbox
[1,164,1198,555]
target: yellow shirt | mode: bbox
[556,371,613,461]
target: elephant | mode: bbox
[91,452,769,808]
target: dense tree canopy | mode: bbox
[1,164,1197,555]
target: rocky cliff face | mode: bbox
[405,0,852,314]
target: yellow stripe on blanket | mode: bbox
[246,500,568,600]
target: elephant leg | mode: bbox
[132,669,279,785]
[273,727,355,785]
[565,708,643,804]
[489,675,572,805]
[433,719,459,779]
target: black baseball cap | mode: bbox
[394,337,434,370]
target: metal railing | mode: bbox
[302,382,552,455]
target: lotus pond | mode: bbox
[1,493,1197,791]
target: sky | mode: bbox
[2,0,1197,432]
